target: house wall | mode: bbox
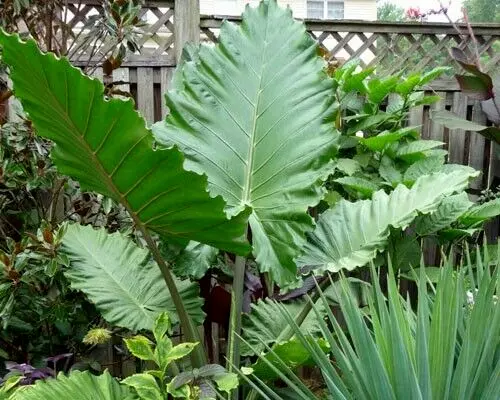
[200,0,376,20]
[344,0,377,21]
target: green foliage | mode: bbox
[61,224,206,331]
[122,312,238,399]
[243,248,500,399]
[377,2,405,21]
[328,62,455,203]
[463,0,500,22]
[0,30,250,255]
[0,222,99,364]
[8,370,133,400]
[152,0,338,288]
[297,170,478,275]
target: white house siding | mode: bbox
[344,0,377,21]
[200,0,375,20]
[200,0,306,18]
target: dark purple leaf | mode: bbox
[275,275,326,301]
[44,353,73,364]
[449,47,480,74]
[481,82,500,125]
[455,74,493,100]
[170,371,194,389]
[198,364,227,378]
[198,379,217,398]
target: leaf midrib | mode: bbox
[242,10,271,207]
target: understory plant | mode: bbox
[242,246,500,400]
[0,0,499,398]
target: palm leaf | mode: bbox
[297,171,477,274]
[62,224,205,331]
[152,0,338,286]
[10,370,134,400]
[0,31,250,254]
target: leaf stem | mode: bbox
[226,255,246,398]
[138,227,207,368]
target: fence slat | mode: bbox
[160,67,174,119]
[469,101,487,191]
[137,67,155,123]
[113,68,130,93]
[409,104,424,134]
[448,92,467,164]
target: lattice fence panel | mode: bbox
[200,17,500,76]
[64,1,176,66]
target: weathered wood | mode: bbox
[468,101,487,190]
[137,67,155,123]
[113,68,130,93]
[428,92,446,143]
[174,0,200,62]
[448,92,467,164]
[160,67,174,119]
[409,103,424,134]
[200,16,500,35]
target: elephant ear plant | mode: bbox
[0,0,339,373]
[0,30,252,366]
[152,0,339,372]
[0,0,483,387]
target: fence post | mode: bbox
[174,0,200,62]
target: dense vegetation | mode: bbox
[0,0,498,399]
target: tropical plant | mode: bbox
[122,312,238,399]
[7,370,133,400]
[61,224,206,331]
[241,246,500,399]
[327,61,452,202]
[0,0,488,376]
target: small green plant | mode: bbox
[122,312,238,399]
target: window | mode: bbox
[307,0,344,19]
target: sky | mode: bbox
[382,0,465,21]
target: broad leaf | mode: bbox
[403,156,445,183]
[121,374,162,400]
[62,224,205,331]
[124,336,155,361]
[459,198,500,227]
[172,241,218,280]
[335,158,361,176]
[240,298,320,356]
[455,74,493,100]
[396,140,445,163]
[152,0,338,286]
[296,170,478,274]
[0,31,250,254]
[10,371,133,400]
[415,193,473,235]
[335,176,379,198]
[379,156,402,186]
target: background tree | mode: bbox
[463,0,500,23]
[377,1,405,21]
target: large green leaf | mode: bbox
[10,370,134,400]
[459,198,500,227]
[171,241,218,280]
[62,224,205,331]
[0,31,250,255]
[296,171,478,274]
[415,193,473,236]
[240,298,320,356]
[152,0,338,286]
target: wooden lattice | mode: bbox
[66,0,176,66]
[200,17,500,76]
